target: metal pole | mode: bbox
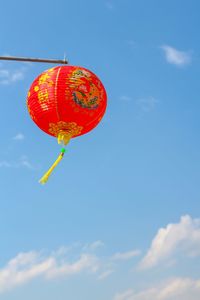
[0,56,68,64]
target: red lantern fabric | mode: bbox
[27,66,107,141]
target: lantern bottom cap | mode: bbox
[57,131,72,146]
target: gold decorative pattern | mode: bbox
[38,89,49,103]
[49,121,83,137]
[34,86,39,92]
[38,73,54,86]
[67,69,101,110]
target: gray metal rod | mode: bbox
[0,56,68,64]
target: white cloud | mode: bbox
[0,156,36,170]
[0,242,143,293]
[83,240,105,251]
[98,269,114,280]
[0,67,25,85]
[19,156,36,170]
[120,95,132,102]
[113,277,200,300]
[112,249,141,261]
[98,248,140,280]
[127,40,137,48]
[0,57,28,85]
[0,161,13,168]
[46,253,99,279]
[137,97,158,112]
[161,45,191,66]
[139,215,200,270]
[0,251,54,293]
[114,289,134,300]
[13,133,25,141]
[0,249,100,293]
[105,1,114,10]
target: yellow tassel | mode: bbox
[39,148,66,184]
[39,131,72,184]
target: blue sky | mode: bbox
[0,1,200,299]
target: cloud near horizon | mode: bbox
[139,215,200,270]
[114,277,200,300]
[0,249,99,293]
[0,242,142,293]
[112,249,141,261]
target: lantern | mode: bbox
[27,66,107,183]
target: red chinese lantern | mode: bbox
[27,65,107,183]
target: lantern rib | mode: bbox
[54,67,62,122]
